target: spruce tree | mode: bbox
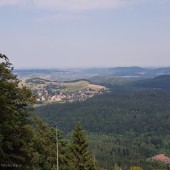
[31,115,69,170]
[0,54,35,169]
[0,54,71,169]
[69,122,96,170]
[113,164,122,170]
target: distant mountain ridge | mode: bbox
[14,67,170,83]
[80,66,170,77]
[14,69,63,75]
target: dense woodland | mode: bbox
[0,55,98,170]
[36,80,170,169]
[1,54,170,170]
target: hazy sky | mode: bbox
[0,0,170,68]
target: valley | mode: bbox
[20,77,108,105]
[15,68,170,169]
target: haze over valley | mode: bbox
[1,0,170,169]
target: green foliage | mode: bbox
[31,115,57,169]
[113,164,122,170]
[30,115,69,170]
[1,54,170,170]
[0,54,99,170]
[0,54,35,168]
[36,84,170,169]
[0,54,69,169]
[69,122,96,170]
[133,75,170,90]
[129,166,143,170]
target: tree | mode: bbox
[0,54,72,169]
[31,115,69,170]
[129,166,143,170]
[113,164,122,170]
[69,122,96,170]
[0,54,35,169]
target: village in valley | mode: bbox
[35,85,106,103]
[21,77,108,104]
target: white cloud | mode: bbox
[0,0,29,6]
[0,0,146,11]
[0,0,19,6]
[1,0,167,12]
[0,0,151,23]
[33,0,128,11]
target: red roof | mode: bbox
[152,154,170,163]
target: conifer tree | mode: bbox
[113,164,122,170]
[0,54,70,169]
[0,54,35,169]
[69,122,96,170]
[31,115,69,170]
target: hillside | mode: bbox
[35,85,170,169]
[133,75,170,90]
[80,67,170,77]
[88,75,134,86]
[16,70,170,169]
[21,77,108,104]
[15,67,170,82]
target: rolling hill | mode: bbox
[35,77,170,169]
[133,75,170,90]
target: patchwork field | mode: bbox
[20,77,108,104]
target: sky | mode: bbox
[0,0,170,68]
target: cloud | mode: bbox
[0,0,29,6]
[0,0,19,6]
[33,0,128,11]
[1,0,168,12]
[0,0,145,11]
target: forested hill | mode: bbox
[35,83,170,169]
[36,87,170,135]
[133,75,170,90]
[14,67,170,82]
[80,66,170,77]
[1,54,101,170]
